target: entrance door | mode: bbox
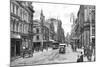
[16,41,20,56]
[11,39,15,57]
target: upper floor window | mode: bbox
[14,5,17,15]
[36,28,39,34]
[84,9,88,22]
[18,7,20,17]
[11,3,13,13]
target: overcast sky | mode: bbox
[32,2,80,36]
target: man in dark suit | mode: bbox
[77,52,83,62]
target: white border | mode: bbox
[0,0,98,67]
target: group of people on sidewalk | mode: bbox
[76,48,95,62]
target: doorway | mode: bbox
[16,40,21,56]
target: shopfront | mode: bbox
[11,34,21,57]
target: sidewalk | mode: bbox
[10,48,56,66]
[11,56,21,61]
[83,56,88,62]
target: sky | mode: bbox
[32,2,80,36]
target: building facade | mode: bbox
[32,20,43,51]
[10,0,34,57]
[78,5,95,49]
[70,5,95,55]
[40,10,51,49]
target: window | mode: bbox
[84,9,88,22]
[22,24,24,33]
[14,22,17,32]
[19,23,22,33]
[26,25,29,34]
[18,23,21,32]
[22,10,24,20]
[16,6,18,16]
[92,10,95,22]
[27,13,29,22]
[16,22,19,32]
[11,3,13,13]
[18,7,20,17]
[37,35,39,40]
[20,8,22,19]
[33,28,36,33]
[10,22,13,31]
[23,11,26,21]
[14,5,17,15]
[92,28,95,36]
[36,28,39,33]
[24,24,26,33]
[21,9,24,20]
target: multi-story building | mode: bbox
[70,5,95,54]
[40,10,50,49]
[10,0,34,57]
[32,20,42,51]
[46,18,65,43]
[57,20,65,43]
[43,22,50,49]
[47,18,57,41]
[77,5,95,49]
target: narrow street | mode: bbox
[11,45,79,66]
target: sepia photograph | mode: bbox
[10,0,95,66]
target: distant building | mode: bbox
[32,10,51,51]
[47,18,65,43]
[40,10,51,49]
[47,18,57,41]
[57,20,65,43]
[32,20,42,51]
[10,0,34,57]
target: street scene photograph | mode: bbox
[10,0,95,66]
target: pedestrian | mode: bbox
[23,46,26,58]
[77,52,83,62]
[77,55,80,62]
[80,52,83,62]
